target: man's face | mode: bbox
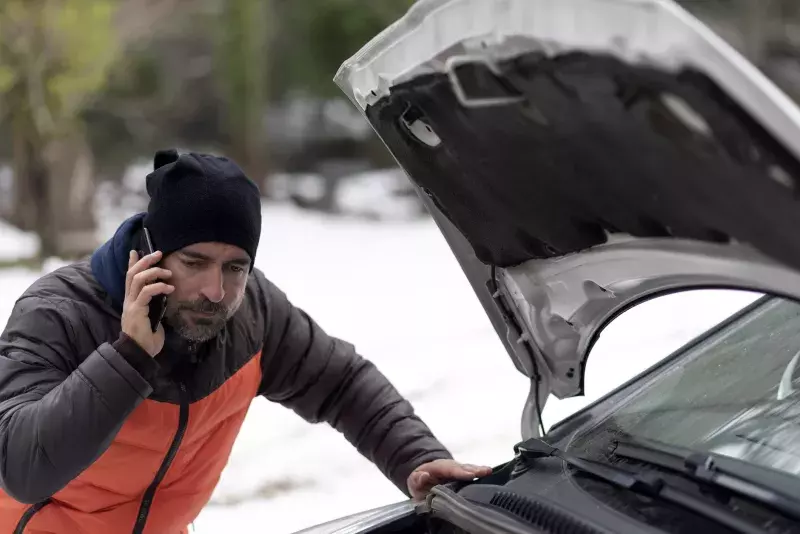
[160,242,251,342]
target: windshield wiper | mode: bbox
[515,438,766,534]
[611,437,800,521]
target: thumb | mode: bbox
[409,471,432,500]
[414,471,431,487]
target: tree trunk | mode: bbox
[44,131,98,259]
[15,133,56,259]
[9,109,57,258]
[217,0,271,193]
[10,117,97,260]
[8,113,39,233]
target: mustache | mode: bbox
[176,299,228,315]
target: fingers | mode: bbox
[430,463,486,482]
[129,267,172,301]
[125,250,163,297]
[135,282,175,307]
[408,461,493,502]
[413,471,432,487]
[413,461,492,486]
[126,250,138,295]
[461,464,493,477]
[408,471,434,501]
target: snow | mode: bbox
[0,201,762,533]
[266,168,424,222]
[336,169,423,221]
[193,204,530,533]
[0,219,37,262]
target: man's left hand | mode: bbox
[407,459,492,500]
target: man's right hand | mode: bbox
[121,250,174,357]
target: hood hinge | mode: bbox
[488,266,547,437]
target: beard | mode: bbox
[164,296,242,343]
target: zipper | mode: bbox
[132,382,190,534]
[13,499,51,533]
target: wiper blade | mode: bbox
[611,437,800,521]
[515,438,767,534]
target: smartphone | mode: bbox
[141,227,168,333]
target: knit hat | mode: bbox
[143,149,262,269]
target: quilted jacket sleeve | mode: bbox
[255,273,452,495]
[0,296,153,503]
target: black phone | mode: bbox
[141,227,168,333]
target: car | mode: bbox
[292,0,800,532]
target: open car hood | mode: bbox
[334,0,800,439]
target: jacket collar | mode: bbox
[90,213,145,311]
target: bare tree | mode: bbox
[0,0,185,259]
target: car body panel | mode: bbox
[290,501,417,534]
[333,0,800,438]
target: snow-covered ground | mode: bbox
[0,202,761,533]
[0,219,37,262]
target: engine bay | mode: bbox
[361,432,800,534]
[364,453,622,534]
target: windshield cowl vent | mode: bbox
[489,491,603,534]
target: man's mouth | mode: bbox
[189,309,218,317]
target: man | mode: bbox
[0,149,490,534]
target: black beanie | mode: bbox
[143,149,262,269]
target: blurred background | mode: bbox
[1,0,800,532]
[0,0,799,262]
[0,0,428,263]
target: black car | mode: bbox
[293,0,800,532]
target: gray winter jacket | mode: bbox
[0,213,451,534]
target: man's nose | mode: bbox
[200,268,225,303]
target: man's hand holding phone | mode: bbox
[122,250,174,357]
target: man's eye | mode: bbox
[183,261,202,268]
[229,265,245,274]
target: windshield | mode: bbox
[571,294,800,480]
